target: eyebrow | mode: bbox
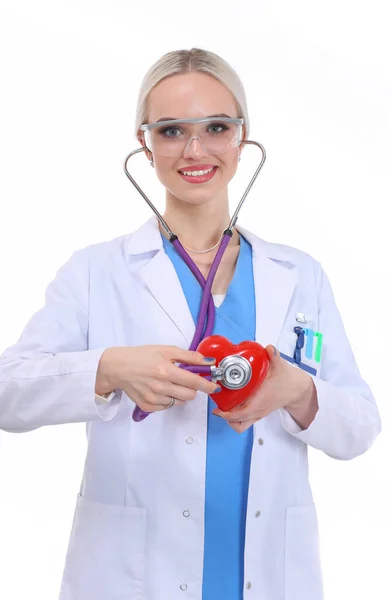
[155,113,233,123]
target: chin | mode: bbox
[165,173,231,204]
[170,186,222,206]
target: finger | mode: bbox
[159,382,199,403]
[135,395,185,413]
[227,414,257,423]
[215,407,266,422]
[164,347,216,366]
[265,343,277,357]
[212,405,254,421]
[134,376,208,411]
[227,413,258,423]
[155,396,184,409]
[134,401,168,413]
[127,383,186,413]
[166,362,221,396]
[228,418,259,433]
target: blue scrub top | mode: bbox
[162,233,256,599]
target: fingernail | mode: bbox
[204,357,215,363]
[273,345,277,356]
[214,387,222,393]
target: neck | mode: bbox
[160,189,240,252]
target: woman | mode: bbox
[0,48,381,600]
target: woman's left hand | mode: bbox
[212,345,317,433]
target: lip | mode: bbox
[178,164,217,172]
[178,165,218,185]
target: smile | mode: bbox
[178,165,218,184]
[179,167,214,176]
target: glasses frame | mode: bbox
[140,117,245,157]
[140,116,244,131]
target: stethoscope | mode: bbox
[124,140,266,422]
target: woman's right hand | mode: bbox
[95,345,220,413]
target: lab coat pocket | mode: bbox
[60,493,146,600]
[278,330,323,380]
[285,504,324,600]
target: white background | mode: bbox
[0,1,390,598]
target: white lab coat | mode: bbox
[0,215,381,600]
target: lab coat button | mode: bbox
[258,438,264,445]
[180,583,188,591]
[246,582,252,590]
[255,510,261,518]
[186,437,194,444]
[183,510,190,518]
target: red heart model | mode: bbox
[197,335,270,411]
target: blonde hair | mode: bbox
[134,48,250,138]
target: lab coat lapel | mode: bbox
[126,217,297,349]
[236,225,297,347]
[126,216,196,346]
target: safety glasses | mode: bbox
[140,116,244,157]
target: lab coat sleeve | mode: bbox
[0,250,122,433]
[279,261,382,459]
[94,392,122,421]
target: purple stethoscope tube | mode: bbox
[133,231,232,422]
[123,141,266,422]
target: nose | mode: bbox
[182,135,209,159]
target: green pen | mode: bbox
[314,332,323,363]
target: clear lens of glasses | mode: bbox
[140,117,243,157]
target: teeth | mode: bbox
[181,167,214,176]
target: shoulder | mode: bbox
[50,234,133,294]
[240,227,322,274]
[239,228,327,301]
[69,216,161,268]
[67,233,132,270]
[266,240,321,276]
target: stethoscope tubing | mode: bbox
[123,141,266,422]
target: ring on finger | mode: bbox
[164,397,175,409]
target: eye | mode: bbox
[208,123,229,134]
[159,126,183,138]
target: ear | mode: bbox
[137,130,153,162]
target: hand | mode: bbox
[212,344,315,433]
[96,345,219,413]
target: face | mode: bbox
[138,72,244,207]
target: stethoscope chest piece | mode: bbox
[211,355,252,389]
[197,335,270,412]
